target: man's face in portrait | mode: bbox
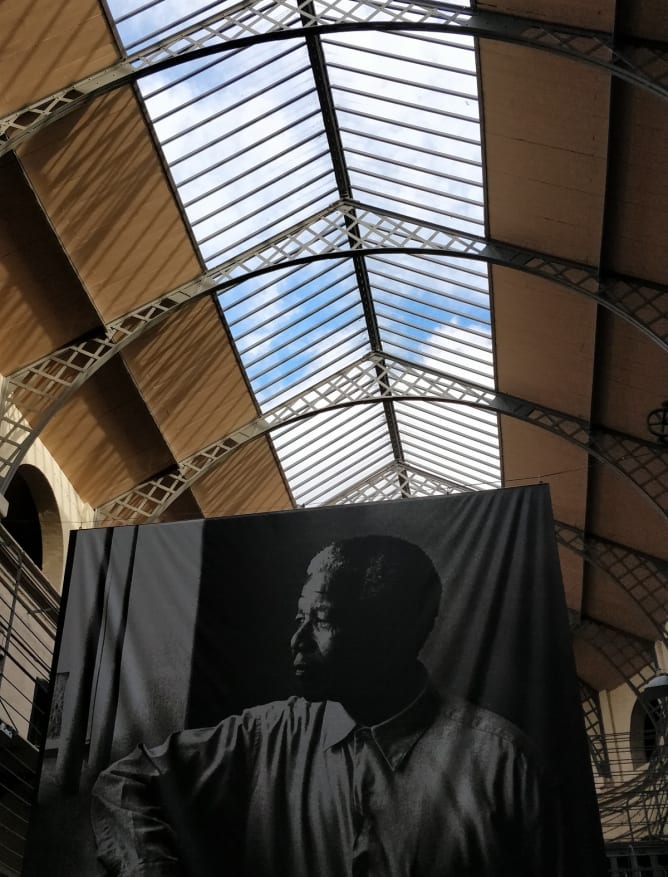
[290,537,441,703]
[290,545,369,702]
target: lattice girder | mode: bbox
[555,522,668,641]
[379,355,668,516]
[94,352,668,525]
[574,617,658,695]
[0,274,217,487]
[1,1,668,157]
[352,203,668,351]
[592,429,668,510]
[327,461,406,505]
[2,200,667,491]
[0,62,133,155]
[95,356,383,523]
[325,459,464,505]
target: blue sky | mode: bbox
[105,0,501,502]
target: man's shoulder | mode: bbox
[432,691,543,765]
[239,696,326,733]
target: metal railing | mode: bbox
[0,528,59,876]
[596,734,668,846]
[606,842,668,875]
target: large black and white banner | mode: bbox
[25,485,605,875]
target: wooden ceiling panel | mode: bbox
[0,0,118,117]
[193,438,293,517]
[17,88,201,322]
[573,635,626,692]
[583,566,661,643]
[618,1,668,41]
[41,357,175,507]
[594,312,668,440]
[500,416,589,523]
[606,85,668,284]
[492,266,596,417]
[478,0,614,30]
[588,468,666,560]
[122,297,258,460]
[499,417,589,606]
[481,41,609,263]
[0,154,100,373]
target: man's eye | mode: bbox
[294,614,335,630]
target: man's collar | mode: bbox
[321,680,439,771]
[321,700,357,751]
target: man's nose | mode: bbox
[290,619,313,653]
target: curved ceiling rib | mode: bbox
[574,617,659,696]
[93,353,668,525]
[555,522,668,642]
[1,1,667,159]
[1,200,665,491]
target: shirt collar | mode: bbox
[321,677,439,771]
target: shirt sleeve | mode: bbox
[515,749,564,877]
[91,715,257,877]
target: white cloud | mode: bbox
[104,0,498,499]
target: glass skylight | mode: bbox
[104,0,501,506]
[324,30,483,234]
[219,259,367,407]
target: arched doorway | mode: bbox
[3,465,63,586]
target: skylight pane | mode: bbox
[324,30,483,234]
[366,253,495,389]
[395,399,501,490]
[113,0,229,53]
[220,260,369,409]
[105,0,501,505]
[132,38,340,264]
[272,405,394,506]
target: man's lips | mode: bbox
[293,656,313,674]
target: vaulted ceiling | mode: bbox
[0,0,666,702]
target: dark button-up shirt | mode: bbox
[91,687,560,877]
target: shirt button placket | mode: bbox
[351,729,372,877]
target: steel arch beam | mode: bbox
[2,200,666,491]
[348,202,668,351]
[555,522,668,642]
[93,352,668,524]
[573,616,658,696]
[1,2,667,156]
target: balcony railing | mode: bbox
[0,527,59,876]
[595,732,668,845]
